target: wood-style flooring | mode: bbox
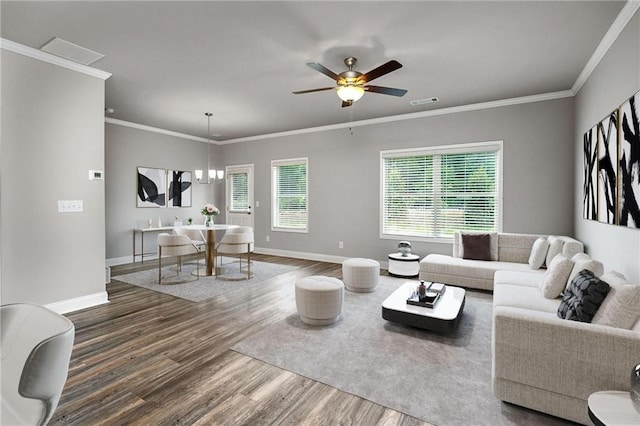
[52,255,430,425]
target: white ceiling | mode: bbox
[0,1,628,142]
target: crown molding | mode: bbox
[1,38,112,80]
[220,90,574,144]
[105,118,212,143]
[571,0,640,95]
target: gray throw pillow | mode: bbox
[557,269,610,323]
[461,233,492,261]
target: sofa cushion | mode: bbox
[593,271,640,330]
[528,237,549,270]
[421,254,536,282]
[454,231,498,260]
[540,254,574,299]
[494,270,544,288]
[545,236,564,267]
[557,270,610,323]
[494,282,560,313]
[461,233,492,260]
[567,253,604,284]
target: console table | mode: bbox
[132,226,175,263]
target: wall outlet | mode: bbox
[255,200,260,207]
[266,235,270,242]
[339,241,344,249]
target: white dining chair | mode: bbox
[157,233,201,284]
[215,226,254,280]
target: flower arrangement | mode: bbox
[201,203,220,217]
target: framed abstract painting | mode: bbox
[583,125,598,220]
[597,110,618,225]
[619,90,640,228]
[137,167,166,207]
[167,170,192,207]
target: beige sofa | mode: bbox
[419,232,584,291]
[493,269,640,424]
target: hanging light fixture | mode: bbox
[337,84,365,103]
[195,112,224,184]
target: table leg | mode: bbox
[206,229,216,276]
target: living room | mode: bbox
[1,1,639,425]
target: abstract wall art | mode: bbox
[619,91,640,228]
[167,170,192,207]
[137,167,166,207]
[583,125,598,220]
[597,109,618,225]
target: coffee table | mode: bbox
[382,281,466,332]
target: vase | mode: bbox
[205,216,214,227]
[632,363,640,414]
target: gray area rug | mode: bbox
[231,276,573,426]
[115,258,298,302]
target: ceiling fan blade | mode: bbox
[360,60,403,83]
[307,62,341,81]
[342,100,353,108]
[292,87,336,95]
[365,85,408,97]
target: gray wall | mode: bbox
[221,97,576,263]
[105,123,224,261]
[574,10,640,283]
[1,50,106,305]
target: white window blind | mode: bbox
[272,158,308,232]
[228,172,249,212]
[381,142,501,240]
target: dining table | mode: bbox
[180,224,238,276]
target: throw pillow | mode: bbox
[461,233,492,261]
[545,236,564,268]
[567,253,604,284]
[540,254,574,299]
[528,237,549,270]
[593,271,640,329]
[557,269,610,323]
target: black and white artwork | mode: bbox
[597,110,618,225]
[583,125,598,220]
[167,170,192,207]
[137,167,166,207]
[619,91,640,228]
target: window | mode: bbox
[381,141,502,240]
[228,171,249,212]
[272,157,308,232]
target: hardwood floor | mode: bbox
[52,255,430,425]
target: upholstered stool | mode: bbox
[342,258,380,292]
[295,276,344,325]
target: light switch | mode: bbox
[58,200,83,213]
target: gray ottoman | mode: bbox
[295,276,344,325]
[342,258,380,292]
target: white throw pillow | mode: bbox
[539,254,574,299]
[545,236,565,268]
[528,237,549,270]
[567,253,604,284]
[593,271,640,329]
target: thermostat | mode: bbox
[89,170,104,180]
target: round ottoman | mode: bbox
[295,276,344,325]
[342,258,380,292]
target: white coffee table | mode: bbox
[382,281,466,332]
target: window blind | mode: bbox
[272,158,308,232]
[228,172,249,212]
[381,142,501,239]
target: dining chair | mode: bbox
[215,226,254,280]
[157,233,201,284]
[1,303,75,426]
[173,227,206,264]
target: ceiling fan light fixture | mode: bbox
[337,85,365,102]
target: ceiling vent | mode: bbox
[40,37,105,65]
[410,97,440,106]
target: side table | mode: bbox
[388,253,420,278]
[588,390,640,426]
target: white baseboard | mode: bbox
[106,254,159,266]
[45,291,109,314]
[253,247,389,269]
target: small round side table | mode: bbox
[588,390,640,426]
[388,253,420,278]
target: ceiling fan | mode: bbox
[293,57,408,107]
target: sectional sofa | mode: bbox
[419,231,640,425]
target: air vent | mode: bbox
[410,97,440,106]
[41,37,105,65]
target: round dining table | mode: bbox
[180,224,238,276]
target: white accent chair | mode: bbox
[1,303,75,426]
[216,226,254,280]
[157,233,201,284]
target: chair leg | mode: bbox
[158,247,162,284]
[247,246,251,280]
